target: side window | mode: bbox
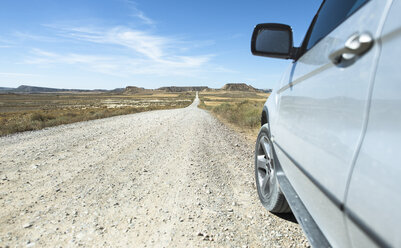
[306,0,369,50]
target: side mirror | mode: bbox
[251,23,294,59]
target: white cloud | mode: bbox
[132,10,154,26]
[13,31,60,42]
[0,37,16,48]
[25,47,213,78]
[14,4,232,80]
[24,25,215,77]
[99,27,168,60]
[123,0,155,26]
[0,72,39,77]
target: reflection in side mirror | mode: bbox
[251,23,294,59]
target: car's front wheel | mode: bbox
[255,125,290,213]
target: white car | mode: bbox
[251,0,401,247]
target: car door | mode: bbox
[272,0,392,247]
[345,1,401,247]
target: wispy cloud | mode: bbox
[13,31,61,42]
[0,36,16,48]
[13,3,228,79]
[73,26,170,60]
[0,72,41,78]
[25,47,212,77]
[24,24,215,77]
[123,0,155,26]
[132,9,154,26]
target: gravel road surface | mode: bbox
[0,95,309,247]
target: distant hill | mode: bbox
[123,86,147,94]
[157,86,209,92]
[123,84,268,93]
[110,88,125,93]
[123,85,210,93]
[0,87,15,92]
[221,83,260,92]
[0,84,270,94]
[201,88,217,92]
[260,89,272,93]
[0,85,112,93]
[0,85,98,93]
[15,85,78,93]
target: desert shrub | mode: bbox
[63,112,78,118]
[209,100,262,129]
[198,100,208,110]
[30,112,55,122]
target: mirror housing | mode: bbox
[251,23,296,59]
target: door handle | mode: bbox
[329,33,374,65]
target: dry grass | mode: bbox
[0,92,195,136]
[198,91,270,140]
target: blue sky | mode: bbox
[0,0,321,90]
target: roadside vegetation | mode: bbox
[198,91,269,140]
[0,92,195,136]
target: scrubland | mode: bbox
[198,91,270,140]
[0,92,194,136]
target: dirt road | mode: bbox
[0,95,308,247]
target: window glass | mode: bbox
[347,0,368,15]
[306,0,369,50]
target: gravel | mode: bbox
[0,95,309,247]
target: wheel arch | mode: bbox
[261,106,269,126]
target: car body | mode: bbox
[251,0,401,247]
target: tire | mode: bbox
[255,125,291,213]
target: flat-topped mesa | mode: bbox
[123,86,148,94]
[221,83,259,92]
[157,86,209,92]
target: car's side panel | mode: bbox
[274,141,349,247]
[346,1,401,247]
[265,64,294,129]
[273,142,331,247]
[272,1,390,247]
